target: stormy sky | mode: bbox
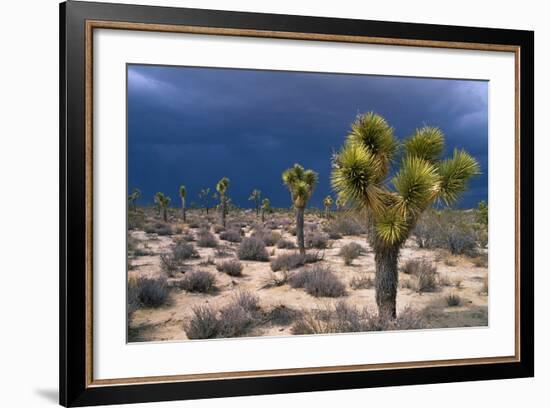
[127,64,488,209]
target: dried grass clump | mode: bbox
[216,259,244,277]
[349,273,374,289]
[219,229,242,243]
[270,252,321,272]
[276,239,296,249]
[291,302,425,335]
[144,222,173,236]
[289,266,346,297]
[197,228,218,248]
[128,276,169,308]
[178,270,216,293]
[237,237,269,261]
[401,259,438,293]
[338,242,365,265]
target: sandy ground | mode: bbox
[128,211,488,342]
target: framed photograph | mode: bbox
[60,1,534,406]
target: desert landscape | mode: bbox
[127,202,488,342]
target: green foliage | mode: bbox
[477,200,488,225]
[282,163,318,208]
[179,185,186,199]
[331,112,480,248]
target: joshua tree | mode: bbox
[331,112,479,318]
[335,195,346,211]
[249,189,262,216]
[216,177,230,227]
[154,192,171,222]
[128,188,141,212]
[198,188,211,215]
[282,164,318,255]
[179,185,187,222]
[323,195,334,218]
[261,198,270,222]
[477,200,488,225]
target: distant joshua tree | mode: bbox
[336,195,346,211]
[249,189,262,216]
[216,177,230,227]
[323,195,334,218]
[128,188,141,212]
[198,188,211,215]
[154,192,171,222]
[282,164,318,255]
[261,198,270,222]
[477,200,488,225]
[331,112,479,318]
[179,185,187,222]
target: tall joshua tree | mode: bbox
[249,189,262,216]
[154,192,171,223]
[261,198,270,222]
[179,185,187,222]
[331,112,479,318]
[199,188,211,215]
[323,195,334,219]
[282,164,318,255]
[216,177,230,227]
[128,188,141,212]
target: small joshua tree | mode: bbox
[179,185,187,222]
[323,195,334,219]
[154,192,171,222]
[261,198,270,222]
[249,189,262,216]
[336,195,346,211]
[331,112,479,318]
[128,188,141,212]
[216,177,230,227]
[198,188,211,215]
[282,164,318,255]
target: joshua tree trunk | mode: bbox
[221,198,226,227]
[256,204,259,217]
[181,200,186,222]
[162,207,167,222]
[296,206,305,255]
[261,209,265,223]
[374,245,400,319]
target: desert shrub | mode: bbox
[219,229,242,243]
[144,222,173,236]
[326,216,366,237]
[339,242,364,265]
[185,306,220,339]
[213,224,225,233]
[217,303,255,337]
[233,290,260,312]
[159,253,181,277]
[178,270,216,293]
[214,245,234,258]
[216,259,243,276]
[472,253,488,268]
[198,257,215,266]
[289,266,346,297]
[413,210,479,255]
[271,253,311,272]
[197,229,218,248]
[251,229,281,246]
[128,276,169,308]
[291,303,425,335]
[438,274,452,287]
[453,277,463,289]
[128,210,146,230]
[276,239,296,249]
[350,273,374,289]
[237,237,269,261]
[188,219,200,229]
[179,230,195,242]
[401,259,426,275]
[267,304,301,325]
[172,242,199,261]
[416,265,438,293]
[306,231,329,249]
[445,293,462,307]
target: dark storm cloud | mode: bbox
[128,64,488,209]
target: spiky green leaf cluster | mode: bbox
[216,177,230,196]
[179,185,186,199]
[154,191,171,208]
[282,163,318,208]
[331,112,480,247]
